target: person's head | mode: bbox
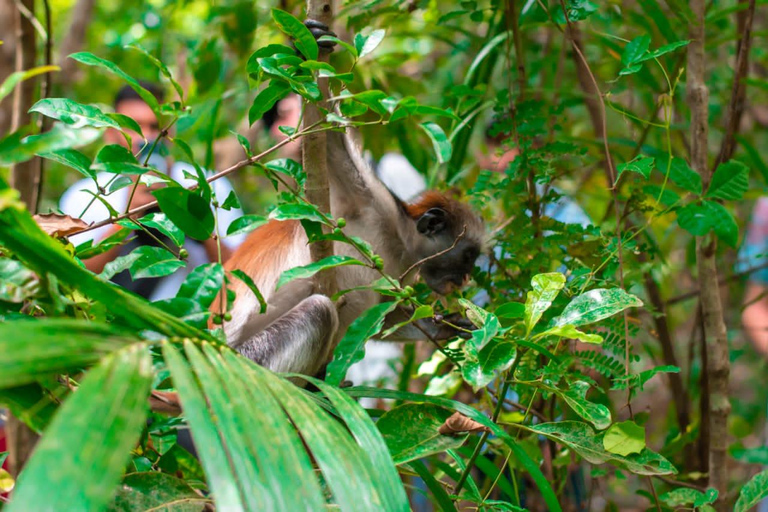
[262,93,302,160]
[479,117,518,173]
[105,82,165,149]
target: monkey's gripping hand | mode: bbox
[431,313,475,341]
[305,19,337,53]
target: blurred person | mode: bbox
[740,197,768,357]
[60,82,245,301]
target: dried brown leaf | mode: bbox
[438,411,490,436]
[33,213,89,237]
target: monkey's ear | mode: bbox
[417,208,448,236]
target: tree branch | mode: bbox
[303,0,337,299]
[687,0,731,505]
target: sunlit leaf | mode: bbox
[30,98,118,129]
[525,272,565,335]
[603,420,646,455]
[178,263,224,309]
[419,122,452,163]
[551,288,643,328]
[735,469,768,512]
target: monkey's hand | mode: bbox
[428,313,476,341]
[305,19,337,53]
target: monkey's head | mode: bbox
[406,192,485,295]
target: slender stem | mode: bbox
[454,352,525,496]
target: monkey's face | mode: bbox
[420,240,480,295]
[415,206,483,295]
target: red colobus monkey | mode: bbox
[221,129,484,376]
[221,23,485,377]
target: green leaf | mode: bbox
[0,258,39,302]
[269,203,328,224]
[706,159,749,200]
[677,200,739,247]
[735,469,768,512]
[136,212,185,247]
[355,29,386,58]
[660,487,717,507]
[0,204,210,339]
[248,355,393,512]
[153,187,215,241]
[611,365,680,393]
[7,345,152,512]
[643,184,681,207]
[380,305,433,339]
[731,446,768,465]
[616,155,654,182]
[29,98,118,129]
[0,124,101,166]
[603,420,646,455]
[0,65,58,103]
[126,246,185,279]
[618,63,643,76]
[106,113,144,139]
[551,288,643,328]
[221,190,241,211]
[125,44,185,104]
[93,144,149,175]
[318,36,358,58]
[462,338,516,390]
[161,343,246,511]
[558,381,612,430]
[249,81,291,126]
[152,298,209,330]
[326,301,399,386]
[275,255,365,289]
[38,148,94,179]
[530,421,676,475]
[376,404,467,464]
[246,44,296,76]
[622,35,651,65]
[230,269,267,314]
[69,52,161,114]
[271,9,318,61]
[178,263,224,309]
[535,324,603,344]
[419,122,452,163]
[107,472,209,511]
[495,301,525,319]
[343,387,562,512]
[299,375,411,511]
[0,320,137,388]
[226,214,268,237]
[265,158,306,187]
[635,40,690,63]
[524,272,566,335]
[664,157,702,194]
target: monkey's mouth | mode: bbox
[431,274,469,295]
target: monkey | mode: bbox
[218,23,485,377]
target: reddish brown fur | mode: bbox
[404,191,453,220]
[209,220,300,326]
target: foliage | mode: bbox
[1,0,767,511]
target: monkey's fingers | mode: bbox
[304,18,337,52]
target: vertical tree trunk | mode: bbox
[57,0,96,87]
[7,0,41,476]
[10,0,42,211]
[302,0,337,299]
[687,0,731,507]
[0,0,18,137]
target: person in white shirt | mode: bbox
[60,82,245,301]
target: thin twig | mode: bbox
[399,226,467,282]
[666,260,768,306]
[67,121,324,238]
